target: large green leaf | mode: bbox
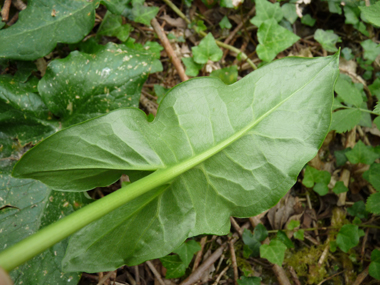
[0,0,95,60]
[0,169,90,284]
[0,75,59,145]
[13,55,339,272]
[38,43,159,126]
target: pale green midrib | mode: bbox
[0,3,93,39]
[0,58,334,272]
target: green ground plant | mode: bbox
[0,0,380,284]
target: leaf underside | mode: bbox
[13,55,339,272]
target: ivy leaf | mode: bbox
[242,224,268,257]
[359,2,380,27]
[314,29,341,52]
[237,276,261,285]
[0,0,95,60]
[313,182,329,196]
[173,240,201,266]
[132,4,159,26]
[97,11,132,42]
[161,240,200,278]
[100,0,130,15]
[334,74,363,107]
[301,14,316,27]
[219,16,232,29]
[0,75,59,145]
[13,55,339,272]
[1,169,90,285]
[336,224,364,253]
[332,181,349,194]
[281,3,298,24]
[189,20,207,33]
[294,230,304,240]
[330,109,362,133]
[341,47,354,61]
[192,33,223,64]
[38,43,159,127]
[347,201,369,219]
[287,220,300,230]
[276,231,294,249]
[361,40,380,63]
[256,19,299,62]
[182,57,203,77]
[366,192,380,215]
[369,79,380,100]
[250,0,283,27]
[260,240,287,266]
[344,6,360,25]
[345,140,380,165]
[210,66,238,85]
[363,163,380,191]
[154,85,170,104]
[302,165,331,188]
[369,249,380,280]
[160,255,186,279]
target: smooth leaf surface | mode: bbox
[281,3,298,24]
[361,39,380,63]
[210,66,238,85]
[182,57,203,77]
[0,170,90,284]
[359,2,380,27]
[366,192,380,214]
[256,19,299,62]
[314,29,341,52]
[332,181,348,194]
[347,201,368,219]
[345,140,380,165]
[160,255,186,279]
[334,74,363,107]
[0,75,59,145]
[250,0,283,27]
[336,224,364,253]
[14,55,339,272]
[369,249,380,280]
[173,240,200,266]
[330,109,362,133]
[302,165,331,188]
[237,276,261,285]
[38,43,159,126]
[97,11,133,42]
[0,0,95,60]
[363,163,380,191]
[260,240,287,266]
[192,33,223,64]
[301,14,316,27]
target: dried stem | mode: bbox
[146,260,166,285]
[1,0,11,22]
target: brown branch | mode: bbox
[352,266,369,285]
[181,241,231,285]
[146,260,166,285]
[12,0,26,10]
[192,236,208,271]
[1,0,11,22]
[229,240,238,285]
[224,6,256,46]
[151,18,189,82]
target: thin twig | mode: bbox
[12,0,26,10]
[97,271,115,285]
[1,0,11,22]
[134,265,140,285]
[352,266,369,285]
[181,241,231,285]
[229,240,238,285]
[151,18,189,82]
[192,236,208,271]
[6,11,18,26]
[146,260,166,285]
[337,169,350,206]
[288,266,301,285]
[212,265,230,285]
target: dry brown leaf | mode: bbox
[339,57,357,75]
[363,122,380,137]
[267,193,303,229]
